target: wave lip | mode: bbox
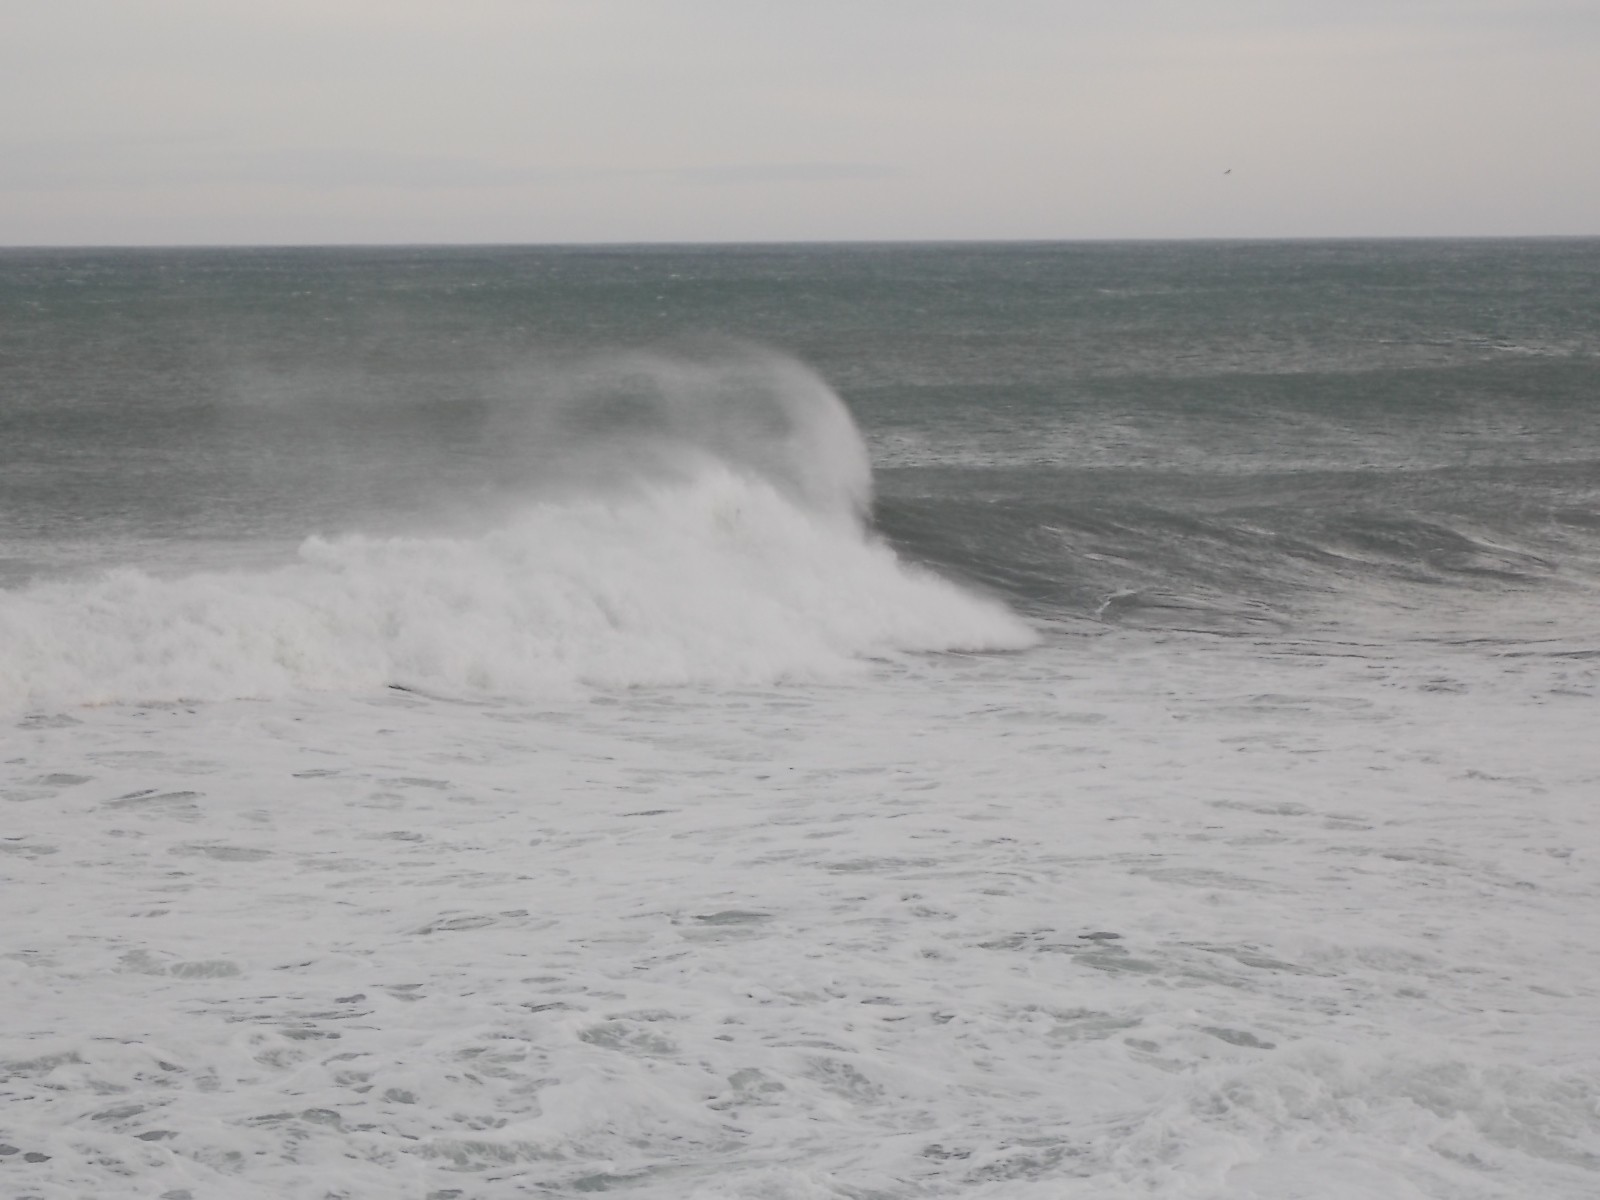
[484,340,876,527]
[0,468,1036,711]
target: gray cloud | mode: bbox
[3,139,900,195]
[669,164,901,186]
[3,0,1596,242]
[2,140,557,191]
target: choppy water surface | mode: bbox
[3,241,1599,1198]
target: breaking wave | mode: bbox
[1,349,1034,711]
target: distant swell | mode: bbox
[0,469,1035,711]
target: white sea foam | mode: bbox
[0,467,1033,711]
[4,629,1598,1198]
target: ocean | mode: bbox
[3,240,1598,1198]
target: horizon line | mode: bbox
[4,232,1600,252]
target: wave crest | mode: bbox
[482,342,874,525]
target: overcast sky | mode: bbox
[4,0,1597,244]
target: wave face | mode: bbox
[875,459,1600,634]
[0,349,1031,710]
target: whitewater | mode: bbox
[4,241,1600,1199]
[1,470,1033,710]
